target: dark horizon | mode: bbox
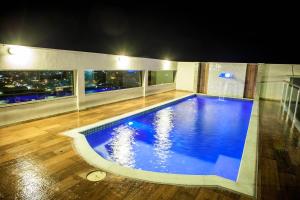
[0,3,299,64]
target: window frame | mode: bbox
[0,70,76,107]
[84,70,143,95]
[147,70,177,86]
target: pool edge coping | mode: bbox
[63,93,258,198]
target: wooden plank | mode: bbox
[243,63,258,99]
[198,63,209,94]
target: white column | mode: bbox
[143,70,148,96]
[76,68,85,110]
[192,62,200,93]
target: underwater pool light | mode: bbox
[128,122,133,125]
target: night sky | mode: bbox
[0,2,299,63]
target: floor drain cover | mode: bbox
[86,171,106,181]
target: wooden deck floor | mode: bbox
[0,91,299,200]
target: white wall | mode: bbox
[5,43,297,126]
[0,44,177,126]
[0,97,77,126]
[0,45,177,71]
[207,62,247,98]
[260,64,300,100]
[146,83,176,96]
[176,62,249,97]
[81,87,144,109]
[175,62,199,92]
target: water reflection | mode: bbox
[15,158,55,200]
[109,125,137,167]
[153,107,174,167]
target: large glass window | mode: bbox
[85,70,142,94]
[0,71,74,105]
[148,70,176,86]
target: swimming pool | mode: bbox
[85,95,252,181]
[66,94,258,196]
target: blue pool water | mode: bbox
[85,95,253,181]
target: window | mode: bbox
[148,70,176,86]
[85,70,142,94]
[0,71,74,105]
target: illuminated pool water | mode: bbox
[85,95,253,181]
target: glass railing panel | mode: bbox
[285,84,292,108]
[281,83,287,105]
[295,91,300,121]
[289,86,299,115]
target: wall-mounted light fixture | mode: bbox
[117,55,129,68]
[8,45,30,56]
[6,45,32,67]
[163,60,171,69]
